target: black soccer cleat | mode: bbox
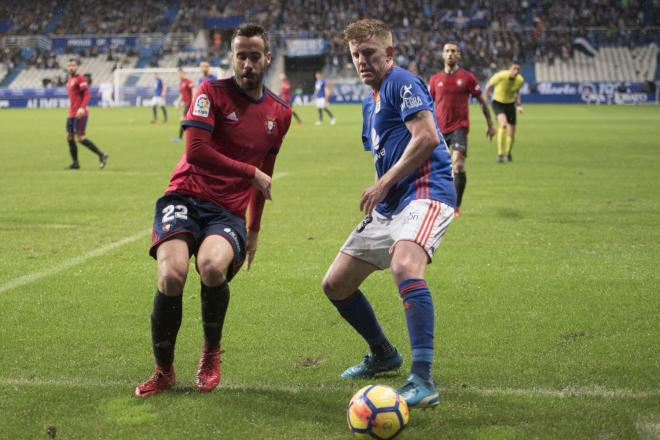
[506,153,512,162]
[99,153,109,170]
[67,161,80,169]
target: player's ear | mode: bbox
[385,46,394,60]
[265,52,272,66]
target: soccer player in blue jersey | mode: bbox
[314,71,336,125]
[150,73,168,123]
[322,19,456,409]
[197,61,218,88]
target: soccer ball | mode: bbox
[347,384,409,439]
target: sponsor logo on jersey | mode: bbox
[192,94,210,117]
[400,84,423,110]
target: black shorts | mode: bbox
[66,116,87,136]
[443,129,468,157]
[149,192,247,281]
[491,100,516,125]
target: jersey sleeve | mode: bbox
[390,73,434,122]
[467,72,482,97]
[428,74,437,100]
[361,98,370,151]
[182,81,215,133]
[488,71,504,87]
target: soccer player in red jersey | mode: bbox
[135,24,292,398]
[65,59,108,169]
[175,68,194,141]
[279,73,302,124]
[428,43,495,216]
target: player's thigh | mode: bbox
[196,234,235,284]
[323,251,378,300]
[390,199,454,282]
[496,112,509,127]
[390,240,429,284]
[156,238,191,295]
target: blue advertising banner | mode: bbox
[202,16,245,29]
[51,36,139,50]
[285,39,327,57]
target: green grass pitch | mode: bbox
[0,103,659,439]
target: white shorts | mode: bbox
[340,199,454,270]
[151,96,166,106]
[316,97,327,109]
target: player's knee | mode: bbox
[453,158,465,172]
[390,256,420,284]
[322,272,347,300]
[197,258,227,286]
[67,134,74,141]
[158,265,187,296]
[75,135,85,142]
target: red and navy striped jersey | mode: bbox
[168,77,292,220]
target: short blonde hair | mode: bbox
[343,19,393,46]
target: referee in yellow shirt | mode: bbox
[484,62,524,162]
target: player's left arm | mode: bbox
[515,90,523,113]
[359,110,439,214]
[77,80,91,118]
[476,93,495,139]
[162,83,167,98]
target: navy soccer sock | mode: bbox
[317,108,323,122]
[161,106,168,122]
[152,106,157,120]
[150,291,182,370]
[399,279,434,381]
[200,281,230,349]
[67,139,78,162]
[454,171,467,208]
[324,108,335,119]
[331,290,394,357]
[80,139,103,157]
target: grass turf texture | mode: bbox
[0,104,659,439]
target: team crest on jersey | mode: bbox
[192,94,210,117]
[437,81,444,87]
[265,117,276,134]
[400,84,423,110]
[456,79,463,87]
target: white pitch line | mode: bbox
[0,172,289,295]
[0,377,658,400]
[0,229,151,295]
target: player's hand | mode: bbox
[360,182,387,215]
[486,126,496,141]
[251,168,272,200]
[517,105,524,114]
[245,230,259,271]
[76,108,85,118]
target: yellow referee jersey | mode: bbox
[488,70,524,104]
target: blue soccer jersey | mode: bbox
[154,78,163,96]
[361,66,456,216]
[314,79,327,98]
[198,74,218,85]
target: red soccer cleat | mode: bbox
[195,346,223,392]
[134,366,176,398]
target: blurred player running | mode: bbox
[150,73,168,124]
[65,59,108,169]
[135,24,292,398]
[175,68,194,141]
[428,43,495,216]
[484,62,524,162]
[197,60,217,89]
[322,19,456,409]
[279,73,302,124]
[314,71,336,125]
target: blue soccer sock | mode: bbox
[399,279,434,381]
[331,290,395,357]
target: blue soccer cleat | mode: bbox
[397,373,440,408]
[340,349,404,379]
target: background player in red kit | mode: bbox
[279,73,302,124]
[175,68,194,141]
[428,43,495,216]
[65,58,108,169]
[135,24,292,398]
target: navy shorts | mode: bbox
[149,192,247,281]
[443,129,468,157]
[66,117,87,136]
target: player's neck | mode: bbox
[444,65,458,74]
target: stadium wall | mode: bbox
[1,81,658,109]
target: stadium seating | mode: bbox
[9,54,137,89]
[536,44,658,82]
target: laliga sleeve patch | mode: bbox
[192,94,210,117]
